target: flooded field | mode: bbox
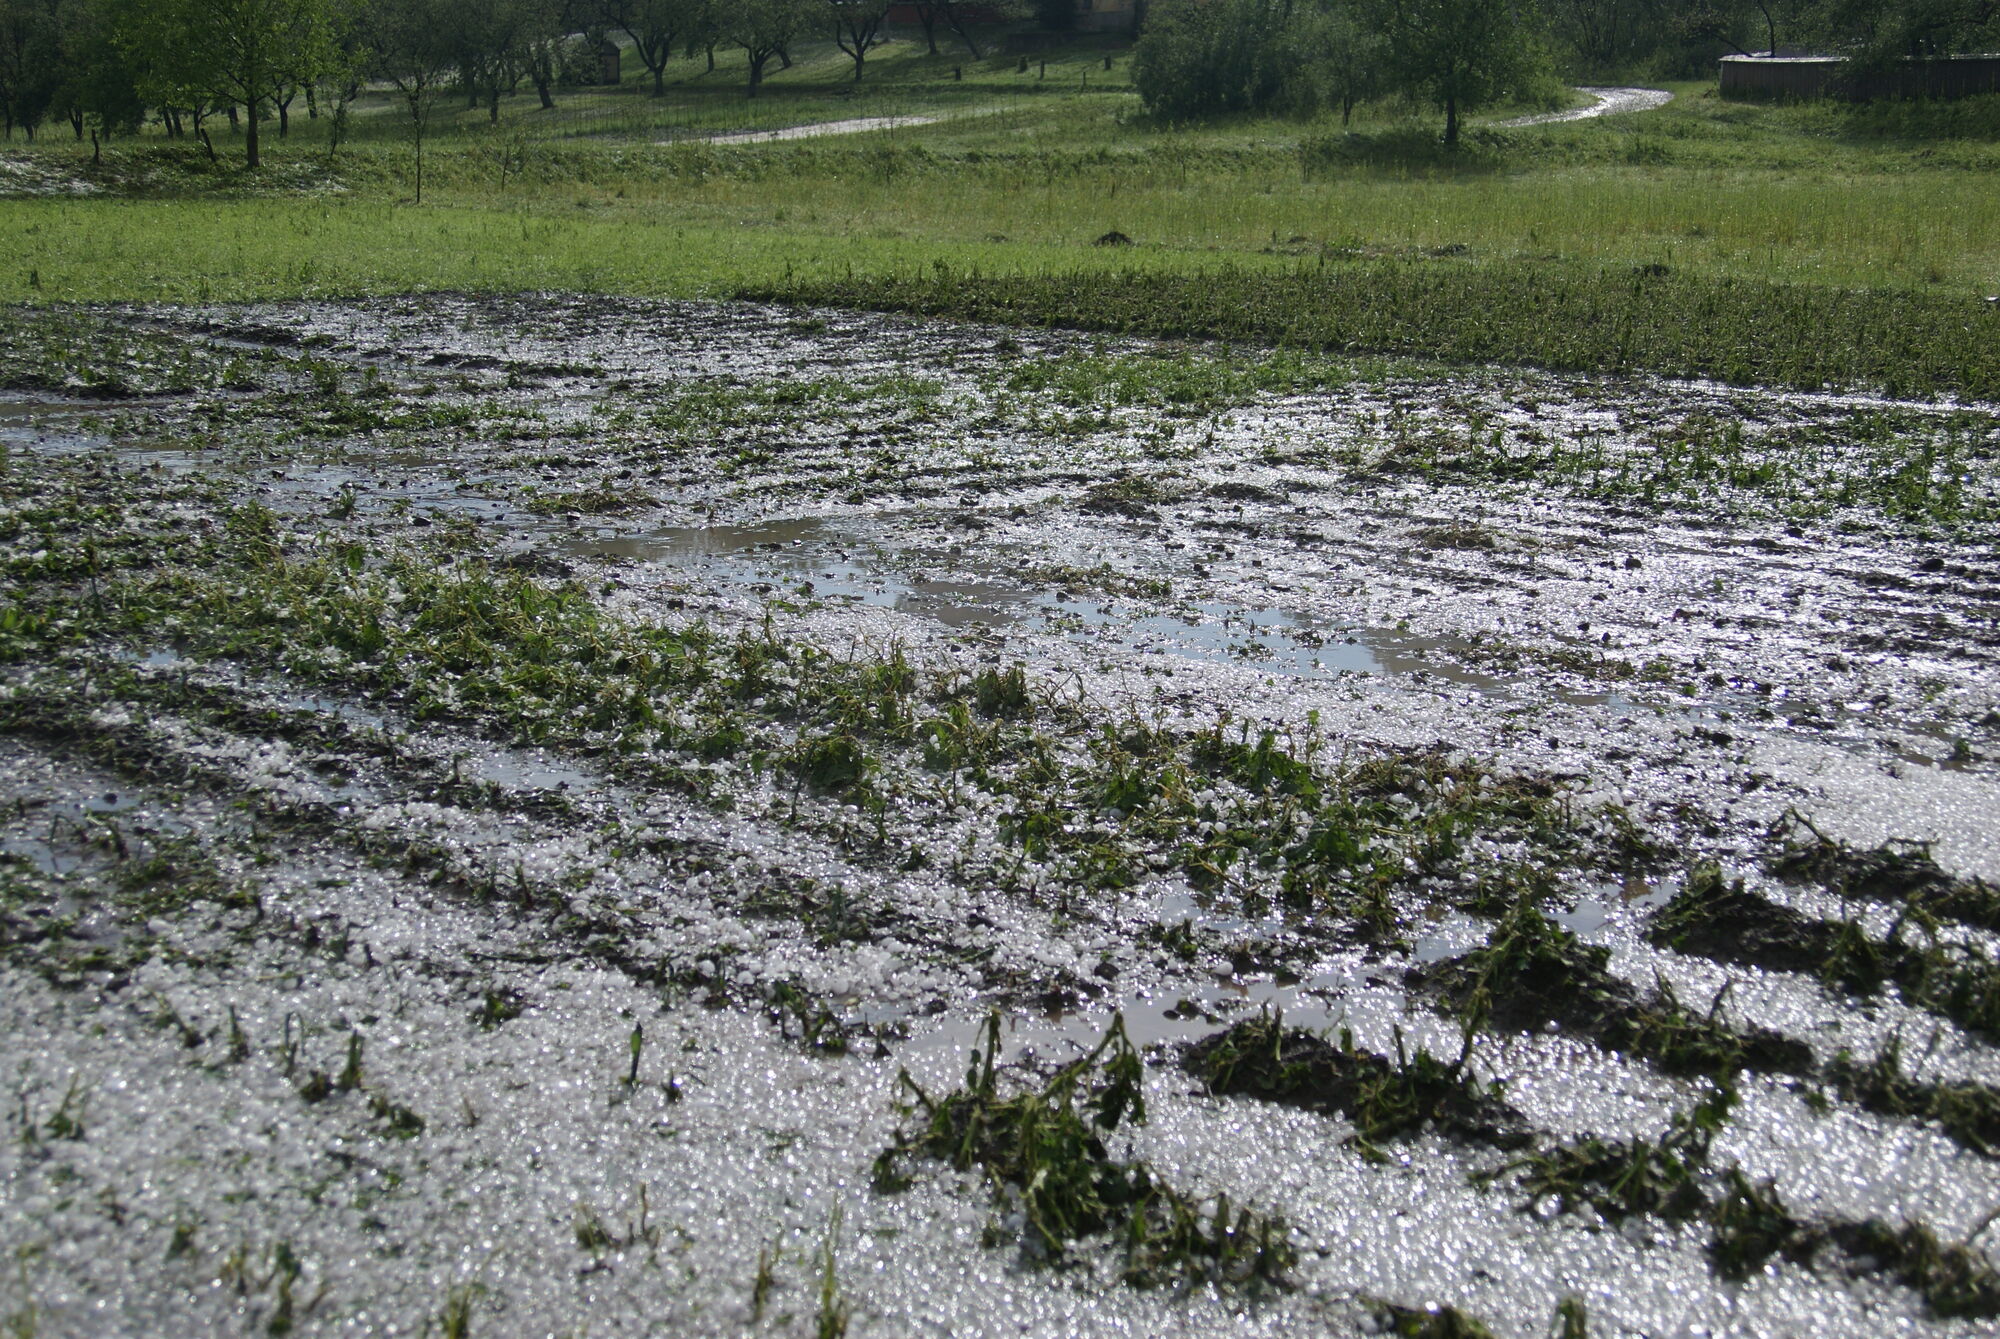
[3,294,1998,1337]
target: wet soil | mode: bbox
[2,294,1998,1338]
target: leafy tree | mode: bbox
[119,0,341,165]
[726,0,812,96]
[1372,0,1555,145]
[518,0,581,109]
[602,0,705,95]
[1132,0,1292,119]
[1291,0,1384,124]
[1819,0,2000,59]
[49,0,146,137]
[0,0,62,139]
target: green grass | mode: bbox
[3,39,2000,393]
[874,1012,1296,1289]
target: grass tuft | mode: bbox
[875,1012,1295,1290]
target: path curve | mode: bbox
[1495,86,1674,128]
[699,114,944,146]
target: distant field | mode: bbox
[2,29,1998,390]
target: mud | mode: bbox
[2,294,1998,1338]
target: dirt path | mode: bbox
[1496,85,1675,127]
[700,114,944,145]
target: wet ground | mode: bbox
[2,295,1997,1337]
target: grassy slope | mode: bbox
[2,31,1998,391]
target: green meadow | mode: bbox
[4,30,1999,391]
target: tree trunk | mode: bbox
[918,8,939,55]
[747,52,768,97]
[246,103,260,166]
[944,6,983,60]
[534,72,555,110]
[488,81,500,122]
[279,96,291,138]
[1445,92,1458,148]
[653,65,665,95]
[777,45,792,71]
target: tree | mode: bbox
[603,0,702,95]
[726,0,812,96]
[829,0,888,81]
[1291,0,1383,124]
[1372,0,1555,145]
[519,0,580,109]
[0,0,62,140]
[1818,0,2000,59]
[40,0,142,139]
[1132,0,1291,119]
[912,0,1014,60]
[372,0,457,200]
[120,0,340,166]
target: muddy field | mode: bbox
[2,294,1998,1338]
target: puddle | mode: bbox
[280,692,390,732]
[549,514,1950,755]
[468,749,599,795]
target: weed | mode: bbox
[1827,1219,2000,1319]
[476,989,525,1029]
[815,1206,850,1339]
[875,1012,1294,1289]
[1413,900,1813,1082]
[1366,1301,1498,1338]
[1828,1040,2000,1156]
[755,263,2000,401]
[751,1236,779,1323]
[768,981,852,1055]
[436,1283,478,1339]
[1708,1169,1815,1280]
[1652,864,2000,1043]
[1769,813,2000,933]
[1184,1013,1526,1153]
[1473,1087,1733,1224]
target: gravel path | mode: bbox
[1497,85,1675,127]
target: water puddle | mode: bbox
[543,515,1826,733]
[0,397,120,446]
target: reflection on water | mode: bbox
[549,516,1537,696]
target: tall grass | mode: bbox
[751,262,2000,398]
